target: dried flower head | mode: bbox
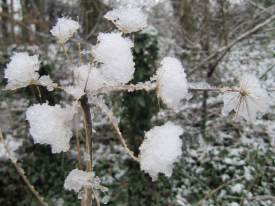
[104,8,148,33]
[4,52,40,90]
[139,122,183,181]
[50,17,80,44]
[222,74,270,122]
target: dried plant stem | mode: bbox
[61,43,73,65]
[74,116,83,170]
[94,99,139,162]
[79,95,93,206]
[0,129,48,206]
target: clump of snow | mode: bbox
[222,74,270,122]
[73,64,106,92]
[230,183,244,194]
[4,52,40,90]
[92,32,135,85]
[156,57,188,109]
[64,86,85,99]
[26,103,75,153]
[64,169,109,203]
[0,135,23,161]
[104,8,148,33]
[64,169,93,193]
[38,75,58,91]
[50,17,80,44]
[139,121,183,181]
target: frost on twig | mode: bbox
[104,7,148,33]
[91,81,157,94]
[64,169,109,204]
[93,98,138,161]
[139,122,183,181]
[222,74,270,122]
[26,103,75,153]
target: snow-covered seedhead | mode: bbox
[4,52,40,90]
[50,17,80,44]
[38,75,58,91]
[92,32,135,85]
[64,169,93,193]
[156,57,188,110]
[139,121,183,181]
[222,74,270,122]
[26,103,75,153]
[73,64,106,93]
[104,8,148,33]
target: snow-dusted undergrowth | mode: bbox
[2,2,274,205]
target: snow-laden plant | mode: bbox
[2,4,273,206]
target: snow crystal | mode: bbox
[50,17,80,44]
[139,121,183,181]
[222,74,270,122]
[156,57,188,109]
[104,8,148,33]
[230,183,244,194]
[4,52,40,90]
[64,85,85,99]
[228,202,239,206]
[92,32,135,84]
[0,135,23,161]
[64,169,93,193]
[38,75,57,91]
[73,64,106,92]
[26,103,75,153]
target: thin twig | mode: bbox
[93,99,139,162]
[190,13,275,76]
[0,129,48,206]
[79,94,93,206]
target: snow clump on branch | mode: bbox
[26,103,75,153]
[156,57,189,110]
[139,121,183,181]
[222,74,270,122]
[50,17,80,44]
[4,52,40,90]
[92,32,135,84]
[64,169,93,193]
[104,7,148,33]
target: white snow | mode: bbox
[64,169,93,193]
[230,183,244,194]
[4,52,40,90]
[139,121,183,181]
[50,17,80,44]
[92,32,135,85]
[73,64,106,92]
[222,74,270,122]
[26,103,75,153]
[156,57,188,110]
[0,135,23,161]
[38,75,58,91]
[104,8,148,33]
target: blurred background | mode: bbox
[1,0,275,205]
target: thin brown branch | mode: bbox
[0,129,48,206]
[93,99,139,162]
[79,94,93,206]
[189,13,275,76]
